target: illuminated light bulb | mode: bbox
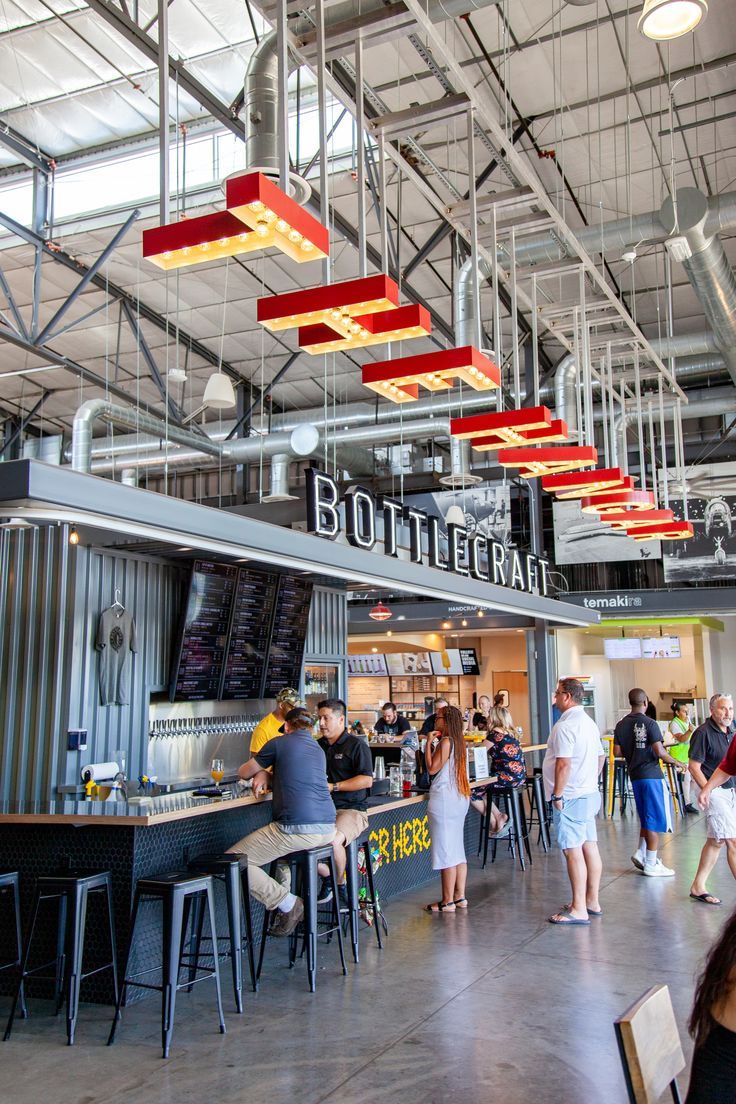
[199,242,210,251]
[263,209,276,222]
[249,201,264,211]
[330,309,341,321]
[300,239,314,252]
[162,251,172,259]
[182,246,191,255]
[275,218,288,233]
[255,219,270,237]
[360,328,370,340]
[218,237,229,246]
[288,228,302,243]
[69,525,79,546]
[238,233,249,242]
[350,321,361,334]
[638,0,707,41]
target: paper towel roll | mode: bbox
[81,761,120,782]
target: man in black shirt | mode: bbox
[419,698,449,737]
[375,702,411,738]
[689,692,736,907]
[317,698,373,900]
[614,688,684,878]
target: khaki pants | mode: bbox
[228,822,335,911]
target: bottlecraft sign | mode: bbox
[305,468,549,598]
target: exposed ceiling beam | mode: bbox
[0,121,54,175]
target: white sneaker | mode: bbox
[631,853,645,871]
[642,859,675,877]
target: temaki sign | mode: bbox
[305,468,549,598]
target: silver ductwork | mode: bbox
[439,437,482,487]
[506,191,736,269]
[661,188,736,388]
[261,453,296,502]
[613,385,736,466]
[71,400,226,473]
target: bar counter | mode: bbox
[0,780,490,1004]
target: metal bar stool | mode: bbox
[610,759,631,818]
[256,844,348,993]
[187,853,258,1012]
[4,869,118,1046]
[0,872,26,1022]
[344,832,385,963]
[664,764,686,817]
[107,871,225,1059]
[525,773,551,852]
[482,786,532,870]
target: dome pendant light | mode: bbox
[638,0,707,41]
[369,601,393,622]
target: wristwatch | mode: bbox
[551,793,564,803]
[333,781,340,792]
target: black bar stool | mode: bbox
[664,764,686,816]
[610,759,630,818]
[344,833,384,963]
[256,845,348,993]
[108,871,225,1059]
[0,872,26,1022]
[525,774,551,852]
[187,853,258,1011]
[4,869,118,1046]
[482,786,532,870]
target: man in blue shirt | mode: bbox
[229,708,336,936]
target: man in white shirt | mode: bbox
[543,678,605,926]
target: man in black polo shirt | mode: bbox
[375,702,411,738]
[688,692,736,907]
[419,698,448,737]
[317,698,373,900]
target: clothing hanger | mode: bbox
[112,587,125,614]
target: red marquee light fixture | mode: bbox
[498,445,598,479]
[450,405,568,451]
[362,347,500,403]
[257,274,399,332]
[299,304,431,355]
[605,509,675,529]
[581,490,656,514]
[142,172,329,270]
[630,520,695,541]
[541,467,633,499]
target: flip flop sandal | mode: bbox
[548,913,590,926]
[425,901,456,912]
[689,892,722,906]
[561,904,603,918]
[453,897,469,909]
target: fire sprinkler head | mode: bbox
[621,249,637,264]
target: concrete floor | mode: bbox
[2,811,733,1104]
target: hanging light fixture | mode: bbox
[299,304,431,355]
[363,347,500,404]
[182,371,237,424]
[630,520,695,541]
[581,490,656,515]
[638,0,707,41]
[69,525,80,546]
[498,446,598,479]
[541,467,634,498]
[369,601,393,622]
[142,172,330,270]
[605,509,675,530]
[451,405,568,451]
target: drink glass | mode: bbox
[211,758,224,789]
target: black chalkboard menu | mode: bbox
[262,576,313,698]
[220,568,279,699]
[170,560,238,701]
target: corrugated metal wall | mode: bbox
[306,585,348,659]
[0,526,75,803]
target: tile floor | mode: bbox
[2,810,733,1104]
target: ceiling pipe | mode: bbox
[661,188,736,388]
[504,191,736,269]
[612,385,736,467]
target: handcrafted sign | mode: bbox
[305,468,549,597]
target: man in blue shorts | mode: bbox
[614,688,685,878]
[543,678,606,925]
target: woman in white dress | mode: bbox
[424,705,471,912]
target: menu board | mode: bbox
[604,637,642,660]
[170,561,238,701]
[221,568,279,699]
[642,636,681,659]
[430,648,480,676]
[348,654,389,676]
[386,652,433,677]
[262,576,314,698]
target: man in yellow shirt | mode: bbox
[249,688,305,756]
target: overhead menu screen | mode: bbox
[170,560,238,701]
[263,576,314,698]
[429,648,480,676]
[221,568,279,699]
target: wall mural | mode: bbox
[663,462,736,582]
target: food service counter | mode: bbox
[0,780,491,1004]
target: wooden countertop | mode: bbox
[0,776,496,828]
